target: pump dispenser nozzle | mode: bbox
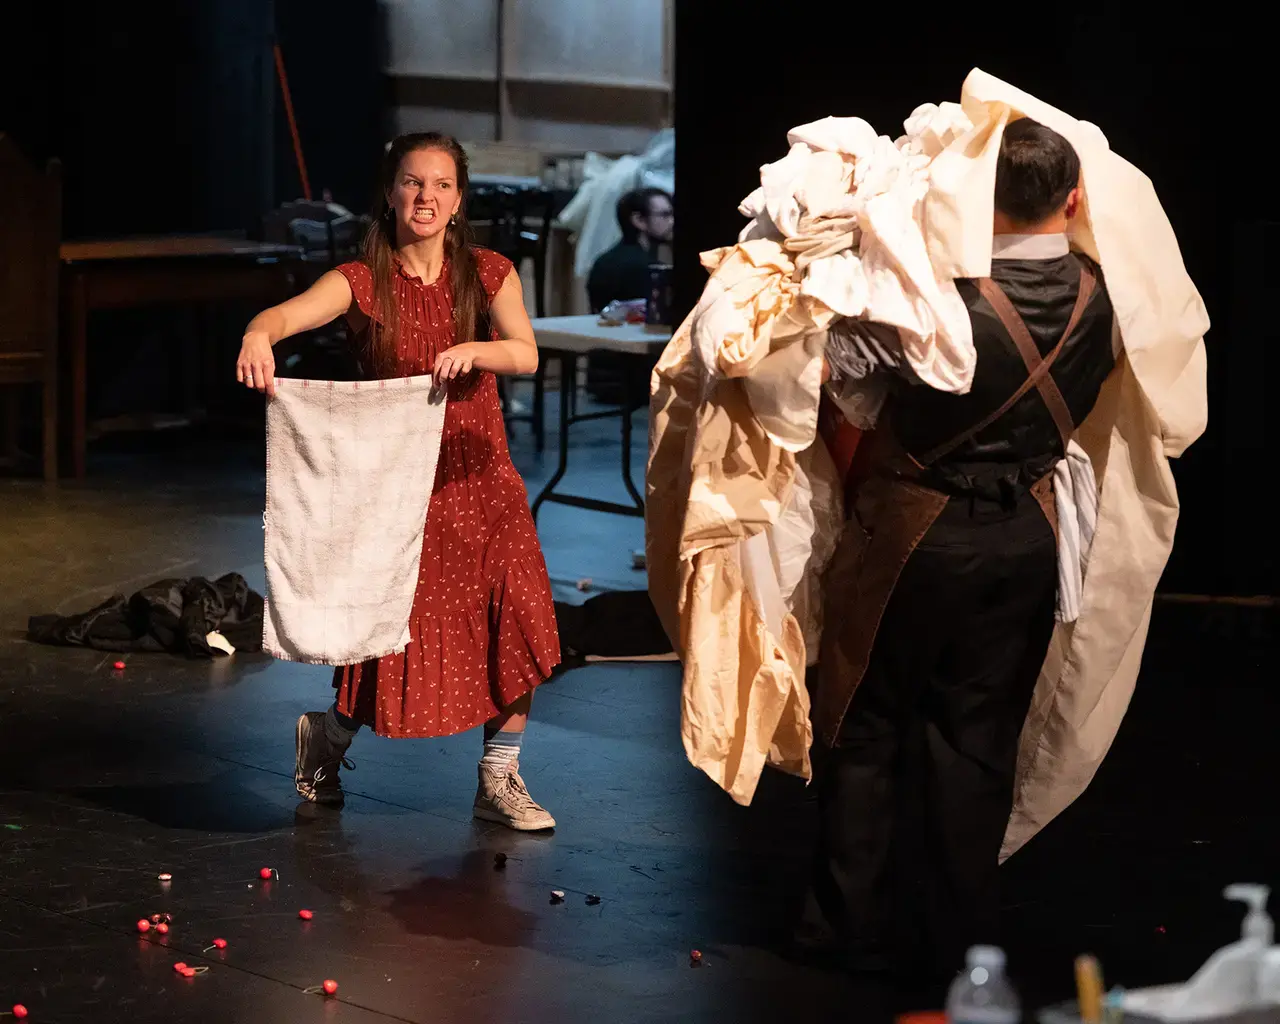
[1225,885,1273,945]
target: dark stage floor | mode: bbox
[1,406,1276,1023]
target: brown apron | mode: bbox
[814,268,1096,747]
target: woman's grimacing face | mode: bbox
[389,147,463,243]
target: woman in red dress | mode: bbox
[235,133,561,830]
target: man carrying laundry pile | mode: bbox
[802,81,1208,980]
[646,67,1207,983]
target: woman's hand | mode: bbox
[233,270,356,398]
[237,330,277,396]
[432,343,481,387]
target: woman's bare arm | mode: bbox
[236,270,355,395]
[431,270,539,384]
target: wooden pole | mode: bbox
[273,42,311,201]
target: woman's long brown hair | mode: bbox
[362,132,489,377]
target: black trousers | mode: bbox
[803,494,1058,974]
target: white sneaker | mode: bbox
[473,760,556,831]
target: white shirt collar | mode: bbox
[992,233,1071,260]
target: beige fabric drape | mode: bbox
[647,246,842,802]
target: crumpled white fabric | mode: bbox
[1053,440,1099,623]
[737,112,977,402]
[263,376,448,665]
[737,441,842,664]
[554,128,675,281]
[739,116,876,242]
[689,240,806,389]
[717,111,981,463]
[771,445,843,660]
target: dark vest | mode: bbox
[814,253,1117,745]
[892,253,1115,504]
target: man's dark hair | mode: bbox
[994,118,1081,226]
[616,187,672,244]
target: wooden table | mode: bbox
[59,236,304,477]
[529,315,671,523]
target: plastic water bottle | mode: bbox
[946,945,1021,1024]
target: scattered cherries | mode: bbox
[304,980,339,998]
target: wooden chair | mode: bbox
[0,135,60,480]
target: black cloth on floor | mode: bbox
[28,573,264,658]
[553,590,673,659]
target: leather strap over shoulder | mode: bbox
[919,265,1096,465]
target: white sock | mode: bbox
[480,727,523,771]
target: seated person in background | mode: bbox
[585,187,674,402]
[586,187,674,313]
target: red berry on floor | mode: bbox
[13,1006,29,1019]
[136,919,151,933]
[156,922,169,935]
[213,938,227,949]
[259,867,273,880]
[113,661,125,671]
[173,962,188,973]
[322,979,338,995]
[181,967,196,978]
[298,909,313,921]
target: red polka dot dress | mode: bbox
[330,248,560,738]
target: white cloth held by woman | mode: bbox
[263,376,448,665]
